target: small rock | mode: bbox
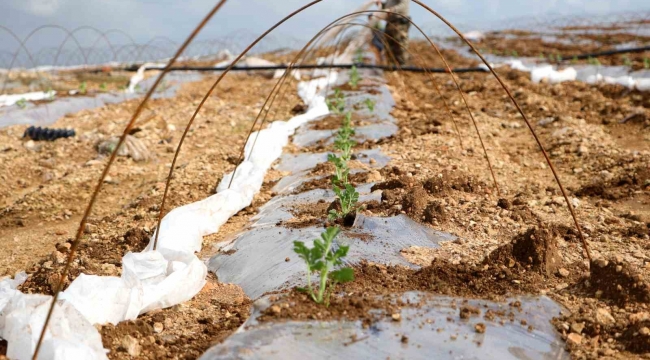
[567,333,583,347]
[391,313,401,321]
[270,305,281,315]
[164,317,174,329]
[84,223,98,234]
[366,170,383,183]
[570,322,585,334]
[596,308,615,327]
[555,283,569,291]
[23,140,41,152]
[577,145,589,156]
[101,263,119,276]
[121,335,141,357]
[401,335,409,344]
[285,257,290,262]
[475,323,486,334]
[153,322,164,333]
[369,158,377,165]
[629,312,650,324]
[52,251,66,264]
[56,243,71,252]
[594,259,609,268]
[640,327,650,336]
[557,268,570,278]
[538,117,556,127]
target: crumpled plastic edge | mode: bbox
[0,71,337,359]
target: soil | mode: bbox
[0,70,299,358]
[1,28,650,359]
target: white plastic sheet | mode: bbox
[0,70,338,359]
[0,275,108,360]
[0,91,56,108]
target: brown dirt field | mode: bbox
[0,70,302,358]
[1,34,650,359]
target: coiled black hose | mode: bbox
[23,126,75,141]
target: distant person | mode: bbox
[371,0,410,65]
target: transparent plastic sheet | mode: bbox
[0,69,339,359]
[208,69,447,299]
[0,72,202,129]
[200,292,569,360]
[203,68,569,359]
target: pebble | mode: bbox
[557,268,570,278]
[153,322,164,333]
[56,243,71,252]
[629,312,650,324]
[391,313,401,321]
[474,323,486,334]
[596,308,616,327]
[84,223,98,234]
[121,335,141,357]
[52,251,66,264]
[23,140,41,152]
[570,322,585,334]
[366,170,383,182]
[555,283,569,291]
[567,333,583,347]
[270,305,281,315]
[594,259,609,268]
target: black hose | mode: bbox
[122,63,489,73]
[23,126,75,141]
[562,45,650,61]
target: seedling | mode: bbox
[99,82,107,92]
[355,48,364,64]
[46,87,55,101]
[78,81,87,95]
[293,226,354,305]
[348,65,360,89]
[556,54,563,62]
[15,98,27,109]
[364,98,375,112]
[511,50,518,58]
[328,183,361,221]
[328,110,362,222]
[328,153,350,186]
[571,56,578,64]
[644,57,650,69]
[587,57,601,66]
[623,55,632,67]
[326,89,345,114]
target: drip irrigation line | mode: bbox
[122,63,489,73]
[562,45,650,61]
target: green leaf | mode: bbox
[334,245,349,258]
[296,287,308,293]
[331,268,354,283]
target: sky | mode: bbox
[0,0,648,60]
